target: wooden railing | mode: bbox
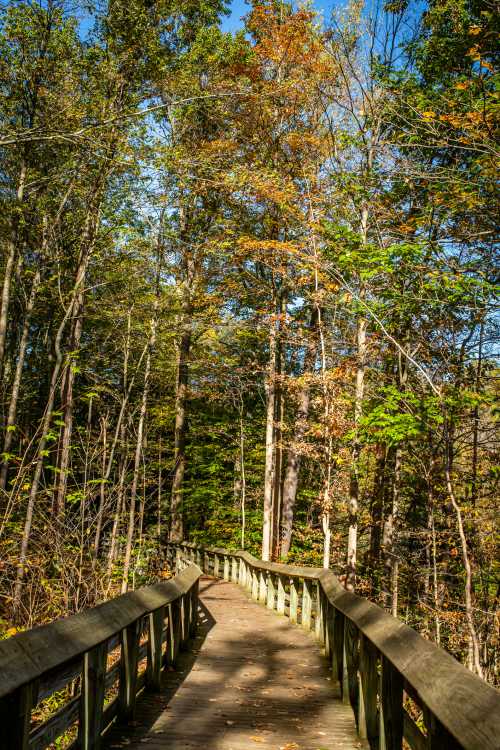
[0,564,201,750]
[167,542,500,750]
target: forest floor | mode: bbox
[103,576,365,749]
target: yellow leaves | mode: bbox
[5,627,18,638]
[454,81,469,90]
[466,45,481,61]
[480,60,494,72]
[421,110,436,120]
[468,25,482,36]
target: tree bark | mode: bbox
[262,305,277,562]
[0,268,40,491]
[280,308,317,558]
[0,161,26,379]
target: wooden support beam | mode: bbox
[80,642,107,750]
[359,634,379,748]
[302,579,312,631]
[380,655,404,750]
[0,681,36,750]
[146,608,164,691]
[118,621,140,724]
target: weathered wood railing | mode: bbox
[167,542,500,750]
[0,564,201,750]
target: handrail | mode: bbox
[0,563,202,750]
[168,541,500,750]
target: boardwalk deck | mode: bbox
[103,576,365,750]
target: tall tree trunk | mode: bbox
[122,238,161,589]
[0,268,40,491]
[0,161,26,379]
[122,313,158,592]
[280,308,317,558]
[444,420,482,677]
[262,304,277,562]
[54,289,84,518]
[12,197,100,612]
[346,305,367,590]
[169,317,191,542]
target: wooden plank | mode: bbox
[29,694,79,750]
[36,657,81,703]
[0,565,202,702]
[79,641,107,750]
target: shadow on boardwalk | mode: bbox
[103,578,364,750]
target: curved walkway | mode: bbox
[104,577,365,750]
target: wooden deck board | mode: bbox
[103,577,365,750]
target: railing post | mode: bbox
[224,555,230,581]
[0,682,36,750]
[289,577,298,623]
[302,579,312,630]
[331,609,345,694]
[324,599,332,658]
[277,575,285,615]
[252,568,259,600]
[266,572,275,609]
[180,594,190,650]
[344,619,360,715]
[424,709,462,749]
[118,620,140,724]
[80,642,107,749]
[239,559,245,586]
[358,634,378,746]
[190,579,199,637]
[146,607,164,691]
[259,570,267,603]
[214,553,220,577]
[231,556,238,582]
[315,584,325,643]
[379,655,403,750]
[341,618,350,705]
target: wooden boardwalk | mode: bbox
[103,577,365,750]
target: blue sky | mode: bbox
[220,0,338,33]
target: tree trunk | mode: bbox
[346,308,367,590]
[262,306,277,562]
[122,314,158,592]
[0,268,40,491]
[280,308,317,558]
[54,289,84,518]
[0,161,26,379]
[444,421,482,677]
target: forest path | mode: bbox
[103,576,365,750]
